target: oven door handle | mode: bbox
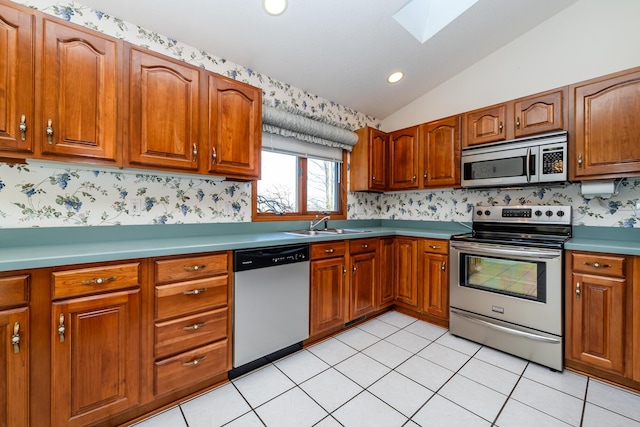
[526,147,532,183]
[451,310,561,344]
[450,242,561,260]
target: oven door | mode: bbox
[449,240,563,335]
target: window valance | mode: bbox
[262,105,359,152]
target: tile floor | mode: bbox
[134,311,640,427]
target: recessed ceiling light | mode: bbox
[387,71,404,84]
[264,0,287,16]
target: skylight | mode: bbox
[393,0,479,43]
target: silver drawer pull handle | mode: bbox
[583,262,611,269]
[81,275,116,285]
[183,264,207,272]
[58,313,66,343]
[182,322,207,331]
[183,288,207,296]
[325,249,335,254]
[183,356,206,367]
[429,245,441,249]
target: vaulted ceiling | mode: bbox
[77,0,578,119]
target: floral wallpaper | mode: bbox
[1,0,639,229]
[348,178,640,228]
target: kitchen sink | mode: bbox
[285,228,371,236]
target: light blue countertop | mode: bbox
[1,221,638,272]
[0,220,469,272]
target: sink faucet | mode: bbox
[309,215,331,231]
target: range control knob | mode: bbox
[546,210,553,217]
[534,210,543,217]
[484,210,491,216]
[476,210,483,216]
[557,210,565,217]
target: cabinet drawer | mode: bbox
[52,262,140,299]
[421,239,449,255]
[155,307,228,359]
[0,275,29,308]
[155,276,228,320]
[349,238,378,255]
[311,241,347,260]
[155,252,228,284]
[155,339,229,396]
[571,253,625,277]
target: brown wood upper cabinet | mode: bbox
[125,44,201,171]
[570,67,640,180]
[38,18,122,164]
[0,3,35,159]
[207,74,262,180]
[389,126,420,190]
[464,88,566,147]
[351,127,388,192]
[419,115,461,188]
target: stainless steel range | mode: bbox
[449,205,572,371]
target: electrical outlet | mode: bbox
[129,198,142,216]
[636,202,640,217]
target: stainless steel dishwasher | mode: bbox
[230,244,310,378]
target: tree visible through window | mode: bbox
[254,150,345,219]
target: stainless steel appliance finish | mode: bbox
[449,205,571,371]
[461,131,568,188]
[232,244,310,370]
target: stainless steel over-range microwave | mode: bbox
[461,131,568,188]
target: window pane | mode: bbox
[307,158,339,212]
[257,151,298,213]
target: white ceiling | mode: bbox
[77,0,578,120]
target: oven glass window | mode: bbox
[462,254,546,302]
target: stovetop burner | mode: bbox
[451,205,572,248]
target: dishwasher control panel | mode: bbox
[234,244,309,272]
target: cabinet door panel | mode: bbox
[514,90,564,138]
[569,273,625,374]
[572,70,640,178]
[394,238,418,308]
[52,290,140,427]
[0,4,34,157]
[421,253,448,320]
[370,129,388,190]
[0,307,28,427]
[389,127,419,190]
[310,257,345,335]
[465,105,506,146]
[127,46,200,170]
[40,19,119,163]
[350,252,376,320]
[377,238,395,307]
[421,116,460,188]
[208,75,261,179]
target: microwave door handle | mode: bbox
[526,147,532,183]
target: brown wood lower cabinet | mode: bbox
[0,306,29,427]
[349,238,378,320]
[419,239,449,325]
[310,241,347,337]
[394,237,419,309]
[377,237,395,307]
[565,251,639,389]
[51,289,140,427]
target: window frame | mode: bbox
[252,151,347,221]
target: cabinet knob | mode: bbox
[583,261,610,269]
[372,175,376,181]
[192,144,198,161]
[429,245,441,249]
[183,264,207,272]
[499,121,503,133]
[361,244,368,249]
[423,171,427,179]
[19,115,27,141]
[325,249,335,254]
[441,262,446,272]
[46,119,54,144]
[343,264,346,275]
[516,117,521,129]
[575,281,581,300]
[11,322,21,354]
[212,147,218,164]
[352,264,357,275]
[578,153,583,168]
[182,322,208,331]
[413,175,417,181]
